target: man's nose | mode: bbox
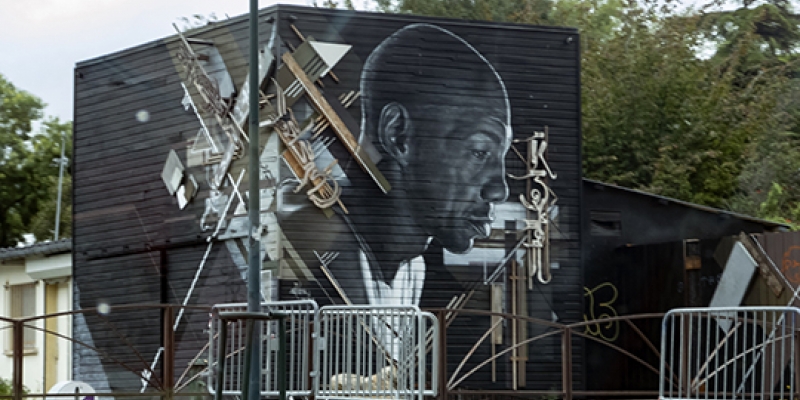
[480,171,508,203]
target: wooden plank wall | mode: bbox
[72,12,258,391]
[73,5,581,392]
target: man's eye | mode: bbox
[472,150,490,159]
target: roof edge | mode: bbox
[76,4,577,68]
[0,239,73,262]
[76,4,282,68]
[584,178,790,229]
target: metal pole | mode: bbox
[54,133,66,240]
[246,1,262,400]
[562,326,573,400]
[163,306,175,400]
[438,310,448,400]
[214,319,228,400]
[278,316,287,400]
[13,321,23,400]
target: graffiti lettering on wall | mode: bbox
[509,127,557,286]
[583,282,620,342]
[782,245,800,286]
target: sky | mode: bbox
[0,0,321,124]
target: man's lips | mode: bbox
[468,217,493,238]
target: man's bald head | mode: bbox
[358,23,510,146]
[353,23,513,255]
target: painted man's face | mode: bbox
[404,103,511,254]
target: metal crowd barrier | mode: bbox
[208,301,439,400]
[208,300,318,398]
[660,306,800,400]
[315,305,439,400]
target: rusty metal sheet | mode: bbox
[757,231,800,288]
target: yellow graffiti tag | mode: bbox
[583,282,619,342]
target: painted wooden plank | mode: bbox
[281,51,391,194]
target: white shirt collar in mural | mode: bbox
[359,250,425,307]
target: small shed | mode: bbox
[581,179,787,390]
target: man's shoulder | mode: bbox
[278,206,368,305]
[278,207,361,256]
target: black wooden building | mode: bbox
[72,5,582,394]
[581,179,786,391]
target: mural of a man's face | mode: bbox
[403,103,511,253]
[362,23,512,254]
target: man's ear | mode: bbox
[377,102,412,167]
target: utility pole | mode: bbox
[245,1,262,400]
[54,132,67,241]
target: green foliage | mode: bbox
[756,182,800,229]
[313,0,358,10]
[0,73,71,247]
[580,1,790,208]
[377,0,554,24]
[0,376,27,396]
[0,377,10,396]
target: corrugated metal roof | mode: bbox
[0,239,72,261]
[584,178,790,230]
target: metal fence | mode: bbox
[208,300,318,398]
[207,304,438,400]
[314,305,439,400]
[1,303,678,400]
[0,304,214,400]
[660,306,800,400]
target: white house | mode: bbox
[0,239,72,393]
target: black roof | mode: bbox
[0,239,72,261]
[584,178,789,230]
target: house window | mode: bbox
[7,282,37,354]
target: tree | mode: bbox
[375,0,554,24]
[580,1,793,207]
[0,73,70,247]
[697,0,800,222]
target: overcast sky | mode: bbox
[0,0,320,124]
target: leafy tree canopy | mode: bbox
[0,73,71,247]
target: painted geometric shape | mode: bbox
[161,149,184,195]
[308,40,351,78]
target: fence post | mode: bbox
[214,317,228,400]
[13,320,23,400]
[795,321,800,400]
[307,320,316,400]
[562,326,573,400]
[163,305,175,400]
[437,310,448,400]
[278,316,287,400]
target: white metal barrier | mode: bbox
[208,300,318,397]
[315,305,439,400]
[208,301,439,400]
[660,307,800,400]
